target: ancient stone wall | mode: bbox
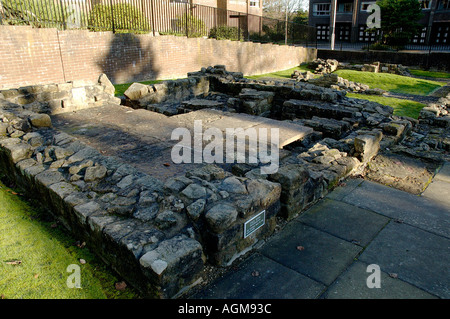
[1,67,448,299]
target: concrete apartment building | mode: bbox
[308,0,450,44]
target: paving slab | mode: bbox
[193,253,325,299]
[323,261,438,299]
[422,179,450,206]
[325,178,364,201]
[434,162,450,183]
[358,221,450,298]
[340,180,450,238]
[297,198,390,246]
[260,222,362,286]
[251,121,313,148]
[364,152,439,195]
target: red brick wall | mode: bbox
[0,25,317,89]
[0,26,66,88]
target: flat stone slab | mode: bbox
[298,198,390,246]
[251,120,313,148]
[359,222,450,298]
[422,179,450,206]
[192,253,325,299]
[340,180,450,238]
[324,261,437,299]
[434,162,450,183]
[260,222,362,286]
[52,104,313,180]
[364,152,439,195]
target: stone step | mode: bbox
[283,99,355,120]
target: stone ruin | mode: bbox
[307,58,411,76]
[0,64,448,298]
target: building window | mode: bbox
[433,25,449,43]
[438,0,450,9]
[313,3,331,16]
[316,24,330,40]
[358,25,380,42]
[336,24,351,41]
[338,3,353,13]
[361,1,376,11]
[419,0,432,9]
[250,0,259,7]
[412,27,427,43]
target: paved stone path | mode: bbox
[191,162,450,299]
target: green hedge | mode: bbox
[175,14,207,38]
[208,26,243,41]
[88,3,151,34]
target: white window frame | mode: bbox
[419,0,432,9]
[249,0,260,7]
[338,2,353,13]
[313,3,331,16]
[438,0,450,9]
[361,1,376,11]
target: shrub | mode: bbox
[208,26,243,41]
[1,0,67,28]
[88,3,151,34]
[262,22,285,42]
[368,42,394,51]
[175,14,207,38]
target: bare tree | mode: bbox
[263,0,306,20]
[263,0,307,44]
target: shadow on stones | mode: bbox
[97,33,159,84]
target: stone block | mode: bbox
[205,203,238,233]
[4,142,32,163]
[124,82,150,100]
[139,235,204,298]
[98,73,115,95]
[354,132,383,163]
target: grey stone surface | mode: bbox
[260,222,362,286]
[359,222,450,298]
[324,261,437,299]
[298,198,389,246]
[341,180,450,238]
[29,113,52,128]
[434,162,450,183]
[194,253,325,299]
[205,203,238,233]
[422,179,450,206]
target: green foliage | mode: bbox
[175,14,207,38]
[208,26,243,41]
[262,21,285,42]
[291,10,308,25]
[368,42,394,51]
[376,0,423,46]
[88,3,151,34]
[0,0,67,28]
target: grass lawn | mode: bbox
[346,93,425,119]
[0,179,140,299]
[408,69,450,79]
[246,65,317,80]
[333,70,445,96]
